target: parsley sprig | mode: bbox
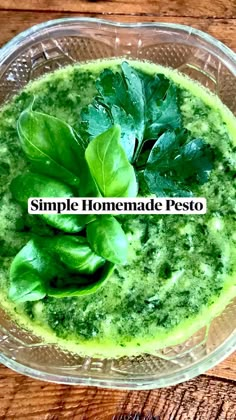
[81,61,214,196]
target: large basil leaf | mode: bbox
[9,271,45,303]
[85,125,137,197]
[8,239,56,303]
[47,261,114,298]
[86,216,128,265]
[77,153,100,198]
[11,172,87,233]
[9,237,114,302]
[17,108,84,187]
[51,235,105,274]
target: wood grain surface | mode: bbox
[0,11,236,51]
[0,365,235,420]
[1,0,236,18]
[0,1,236,419]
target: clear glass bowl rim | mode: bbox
[0,17,235,389]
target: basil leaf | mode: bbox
[85,125,137,197]
[9,270,46,303]
[86,216,128,265]
[144,130,214,197]
[8,239,56,302]
[9,237,114,302]
[47,261,114,298]
[17,109,84,187]
[52,235,105,275]
[11,171,86,232]
[77,152,100,198]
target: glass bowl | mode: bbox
[0,18,235,389]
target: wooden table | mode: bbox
[0,1,236,418]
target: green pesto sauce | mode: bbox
[0,59,235,357]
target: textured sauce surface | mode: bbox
[0,59,235,357]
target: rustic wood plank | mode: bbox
[0,11,236,51]
[0,0,236,18]
[206,352,236,381]
[0,364,235,419]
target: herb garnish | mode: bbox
[81,62,144,162]
[9,61,214,302]
[17,109,84,187]
[87,216,128,265]
[144,130,214,197]
[10,111,136,302]
[9,238,114,302]
[85,125,137,197]
[81,62,181,162]
[11,172,87,232]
